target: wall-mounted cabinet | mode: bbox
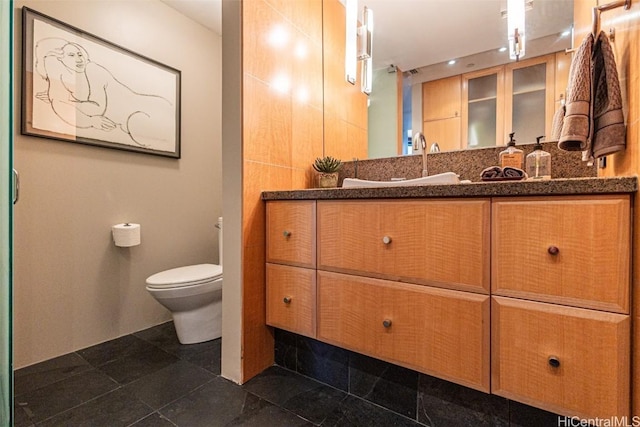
[462,66,505,148]
[424,53,565,149]
[422,76,462,152]
[504,55,556,145]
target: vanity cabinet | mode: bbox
[316,199,491,391]
[266,263,316,338]
[317,199,490,293]
[266,200,317,338]
[492,296,630,420]
[265,192,632,420]
[492,195,630,313]
[491,195,631,420]
[266,200,316,268]
[317,270,490,391]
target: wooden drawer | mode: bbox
[266,200,316,268]
[492,296,630,419]
[317,271,490,391]
[317,199,490,293]
[266,263,316,338]
[492,195,630,313]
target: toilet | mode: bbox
[145,217,223,344]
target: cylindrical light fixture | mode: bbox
[345,0,358,84]
[507,0,525,60]
[359,6,373,94]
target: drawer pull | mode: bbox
[382,319,392,328]
[548,355,561,368]
[382,236,392,245]
[547,246,560,256]
[283,296,292,304]
[283,230,292,238]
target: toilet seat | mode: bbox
[146,263,222,289]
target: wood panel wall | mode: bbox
[241,0,324,381]
[574,0,640,417]
[239,0,368,382]
[322,0,369,161]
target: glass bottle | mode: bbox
[499,132,524,169]
[525,136,551,179]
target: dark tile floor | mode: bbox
[13,322,423,427]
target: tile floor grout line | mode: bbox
[152,375,219,420]
[243,389,319,427]
[13,352,95,398]
[125,410,178,427]
[23,384,134,426]
[275,364,429,427]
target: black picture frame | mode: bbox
[21,7,181,158]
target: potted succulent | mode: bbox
[313,156,342,188]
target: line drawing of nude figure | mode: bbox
[34,37,175,149]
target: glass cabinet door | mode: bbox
[462,66,504,148]
[505,55,555,144]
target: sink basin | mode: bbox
[342,172,460,188]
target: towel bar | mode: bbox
[592,0,632,37]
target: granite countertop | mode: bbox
[261,176,638,201]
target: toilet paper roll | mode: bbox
[112,223,141,247]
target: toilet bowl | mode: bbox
[146,264,222,344]
[146,217,223,345]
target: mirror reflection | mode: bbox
[364,0,574,158]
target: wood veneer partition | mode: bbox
[240,0,324,381]
[238,0,368,382]
[322,0,369,161]
[574,0,640,417]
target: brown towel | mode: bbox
[550,104,565,141]
[558,33,594,151]
[502,167,525,178]
[480,166,526,180]
[591,31,626,158]
[481,166,502,179]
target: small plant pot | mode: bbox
[317,172,339,188]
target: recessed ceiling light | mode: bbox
[448,59,456,65]
[499,46,508,52]
[561,30,571,37]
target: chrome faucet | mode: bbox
[430,142,441,153]
[413,132,428,177]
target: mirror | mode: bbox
[363,0,574,158]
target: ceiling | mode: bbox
[161,0,223,35]
[160,0,573,72]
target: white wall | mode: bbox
[13,0,222,368]
[220,0,242,384]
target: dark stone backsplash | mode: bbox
[339,142,597,184]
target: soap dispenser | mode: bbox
[499,132,524,169]
[525,136,551,179]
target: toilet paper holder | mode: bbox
[112,223,141,247]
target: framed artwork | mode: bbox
[21,7,181,158]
